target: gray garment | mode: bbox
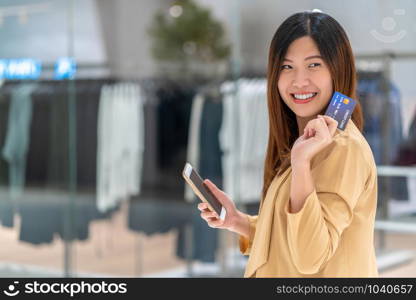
[2,83,37,197]
[219,79,268,204]
[177,95,223,263]
[184,94,205,202]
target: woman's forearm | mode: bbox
[230,211,250,238]
[289,160,314,213]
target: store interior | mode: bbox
[0,0,415,277]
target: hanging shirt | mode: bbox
[96,83,144,212]
[239,120,379,277]
[219,79,269,204]
[184,93,205,202]
[2,83,37,197]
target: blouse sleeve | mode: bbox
[239,214,258,256]
[284,137,371,274]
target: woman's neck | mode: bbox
[296,115,317,137]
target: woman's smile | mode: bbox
[291,92,319,104]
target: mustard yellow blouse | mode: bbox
[239,120,379,277]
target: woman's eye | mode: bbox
[281,65,292,70]
[309,63,321,68]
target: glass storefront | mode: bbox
[0,0,415,278]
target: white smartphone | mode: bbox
[182,162,227,221]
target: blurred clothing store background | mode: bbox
[0,0,415,277]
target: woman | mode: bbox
[198,11,378,277]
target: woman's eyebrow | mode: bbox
[305,55,323,60]
[283,55,323,62]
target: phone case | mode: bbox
[182,163,226,220]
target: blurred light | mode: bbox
[169,5,183,18]
[55,57,76,79]
[311,8,323,13]
[0,59,41,79]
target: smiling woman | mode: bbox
[266,12,364,177]
[198,10,379,278]
[278,40,331,114]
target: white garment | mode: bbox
[408,172,416,205]
[96,83,145,212]
[184,94,205,202]
[219,79,269,204]
[220,82,239,202]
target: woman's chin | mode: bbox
[294,111,316,118]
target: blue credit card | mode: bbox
[324,91,356,130]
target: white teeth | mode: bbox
[293,93,317,100]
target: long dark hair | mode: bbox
[262,11,364,201]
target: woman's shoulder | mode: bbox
[334,119,364,143]
[335,120,376,166]
[311,120,376,173]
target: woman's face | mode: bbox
[277,36,333,118]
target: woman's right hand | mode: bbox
[197,179,241,232]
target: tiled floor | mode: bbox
[375,232,416,277]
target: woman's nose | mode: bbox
[291,70,310,89]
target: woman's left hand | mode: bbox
[291,115,339,165]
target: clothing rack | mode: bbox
[355,51,416,272]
